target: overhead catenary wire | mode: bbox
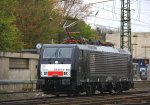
[87,21,120,31]
[84,0,115,5]
[83,0,150,32]
[85,0,150,15]
[88,1,150,25]
[87,15,150,29]
[89,4,150,26]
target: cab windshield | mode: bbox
[43,47,73,58]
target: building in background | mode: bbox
[106,32,150,80]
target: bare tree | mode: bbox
[53,0,91,20]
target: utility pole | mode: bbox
[132,35,138,57]
[120,0,131,52]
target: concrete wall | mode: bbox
[0,52,39,91]
[106,32,150,59]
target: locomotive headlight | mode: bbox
[55,61,58,64]
[36,43,42,49]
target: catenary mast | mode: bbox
[120,0,131,52]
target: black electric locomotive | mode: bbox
[37,44,133,96]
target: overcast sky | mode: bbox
[83,0,150,32]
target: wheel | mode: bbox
[72,86,80,97]
[100,90,103,94]
[109,89,115,94]
[67,92,71,97]
[99,83,105,94]
[131,82,134,89]
[73,91,80,97]
[115,83,122,94]
[91,84,96,95]
[55,92,60,97]
[86,85,92,96]
[92,89,95,95]
[108,82,114,94]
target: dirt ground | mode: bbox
[0,91,48,101]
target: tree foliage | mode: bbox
[16,0,63,48]
[0,0,97,50]
[0,0,23,51]
[15,0,94,48]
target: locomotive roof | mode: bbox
[43,44,131,55]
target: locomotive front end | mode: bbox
[37,44,75,94]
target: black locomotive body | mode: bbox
[37,44,133,96]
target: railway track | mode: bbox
[134,81,150,88]
[1,93,150,105]
[1,88,150,105]
[0,81,149,105]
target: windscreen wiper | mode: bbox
[58,49,64,58]
[48,49,59,61]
